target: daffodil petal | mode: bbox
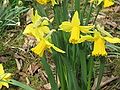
[104,37,120,43]
[23,24,34,35]
[0,64,4,74]
[38,26,50,34]
[41,20,49,26]
[33,29,44,41]
[51,44,65,53]
[3,73,11,79]
[59,21,72,32]
[36,0,48,5]
[96,24,113,37]
[31,10,41,24]
[80,26,94,33]
[0,81,9,88]
[23,24,46,41]
[51,0,57,6]
[50,18,54,23]
[93,30,102,40]
[45,40,65,53]
[78,35,94,43]
[71,11,80,26]
[31,41,48,57]
[0,84,2,89]
[104,0,114,8]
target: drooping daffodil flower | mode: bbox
[59,11,94,44]
[78,30,120,56]
[36,0,56,6]
[31,37,65,57]
[23,10,50,41]
[24,23,65,57]
[90,0,114,8]
[0,64,11,89]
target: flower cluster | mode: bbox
[60,11,120,56]
[23,9,65,57]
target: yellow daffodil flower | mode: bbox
[36,0,56,6]
[0,64,11,89]
[31,38,65,57]
[78,30,120,56]
[90,0,114,8]
[23,10,50,41]
[59,11,94,44]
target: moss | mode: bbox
[3,59,17,73]
[28,74,45,89]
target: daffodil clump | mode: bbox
[91,0,114,7]
[23,9,65,57]
[0,64,11,89]
[23,9,120,57]
[22,0,120,90]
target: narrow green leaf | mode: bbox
[87,57,94,90]
[53,5,61,27]
[78,45,87,90]
[9,79,34,90]
[41,57,59,90]
[96,57,106,90]
[75,0,80,14]
[62,0,69,21]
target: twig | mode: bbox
[92,76,119,90]
[100,76,119,88]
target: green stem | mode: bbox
[85,3,93,25]
[41,56,59,90]
[79,48,87,89]
[87,57,94,90]
[96,57,106,90]
[72,45,76,70]
[93,6,101,24]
